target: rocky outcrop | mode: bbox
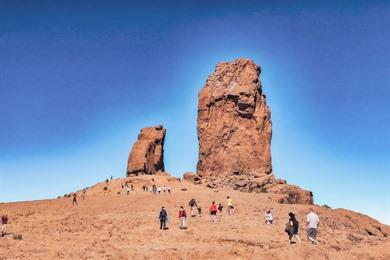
[197,58,272,179]
[197,59,272,178]
[196,58,313,204]
[183,172,202,185]
[126,125,166,176]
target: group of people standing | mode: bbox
[144,184,172,194]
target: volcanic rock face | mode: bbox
[197,58,272,179]
[127,125,166,176]
[197,58,312,204]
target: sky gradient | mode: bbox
[0,1,389,224]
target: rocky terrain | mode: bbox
[1,175,389,260]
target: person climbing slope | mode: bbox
[178,206,187,229]
[286,212,301,244]
[227,196,234,215]
[159,207,168,230]
[209,201,218,222]
[188,198,198,216]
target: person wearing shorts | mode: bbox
[227,196,234,215]
[306,208,319,244]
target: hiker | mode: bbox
[163,185,166,193]
[306,208,320,244]
[188,199,198,216]
[126,186,130,195]
[157,186,162,194]
[159,207,168,230]
[131,184,134,191]
[286,212,301,244]
[105,179,109,185]
[72,193,78,206]
[178,206,187,229]
[110,176,113,180]
[197,207,202,215]
[227,196,234,215]
[1,214,8,237]
[209,201,218,222]
[218,203,223,214]
[152,184,157,194]
[265,210,273,224]
[167,186,171,194]
[81,189,87,200]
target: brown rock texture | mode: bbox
[126,125,166,176]
[197,58,312,204]
[183,172,202,185]
[197,58,272,179]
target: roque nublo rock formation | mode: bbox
[196,58,313,204]
[197,58,272,178]
[127,125,166,176]
[126,58,313,204]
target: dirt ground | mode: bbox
[1,175,389,260]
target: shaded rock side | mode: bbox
[197,58,272,179]
[127,125,166,176]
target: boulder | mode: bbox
[127,125,166,176]
[267,184,313,204]
[183,172,196,181]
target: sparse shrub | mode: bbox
[103,186,108,191]
[322,204,332,209]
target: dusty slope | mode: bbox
[1,175,389,260]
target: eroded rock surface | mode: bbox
[197,58,312,204]
[197,58,272,179]
[127,125,166,176]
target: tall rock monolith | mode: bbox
[127,125,166,176]
[196,58,313,204]
[197,58,272,179]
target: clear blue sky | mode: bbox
[0,1,389,224]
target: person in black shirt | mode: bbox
[159,207,168,230]
[287,212,301,244]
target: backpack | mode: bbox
[285,222,291,233]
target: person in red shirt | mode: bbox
[178,206,187,229]
[1,214,8,237]
[209,201,218,222]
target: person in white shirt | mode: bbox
[265,210,273,224]
[306,208,319,244]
